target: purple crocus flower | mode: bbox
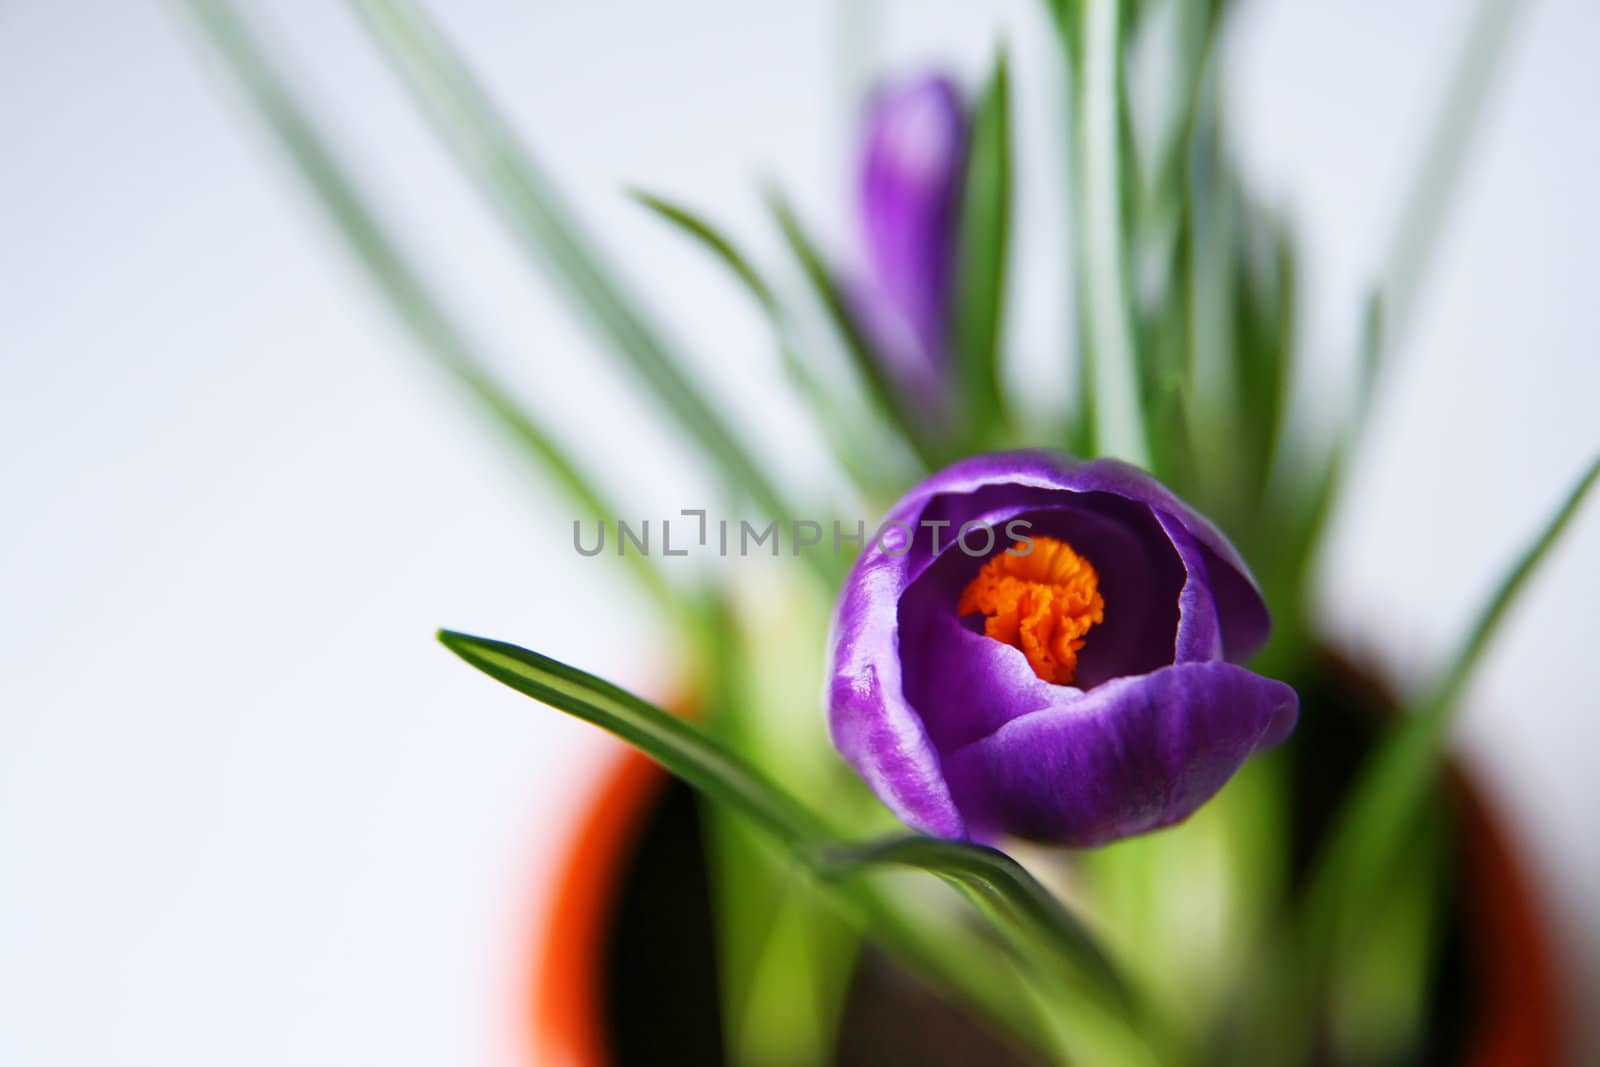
[850,75,967,419]
[827,451,1297,847]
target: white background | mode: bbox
[2,1,1596,1064]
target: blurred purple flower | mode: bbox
[827,451,1297,847]
[850,74,967,418]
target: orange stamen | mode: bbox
[958,536,1105,685]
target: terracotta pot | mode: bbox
[530,746,661,1067]
[526,716,1563,1066]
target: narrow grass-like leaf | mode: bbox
[1146,0,1225,216]
[1327,801,1449,1065]
[817,835,1134,1012]
[349,0,817,568]
[767,189,943,472]
[1252,293,1382,626]
[1379,0,1523,361]
[1318,0,1524,543]
[1231,203,1297,509]
[951,49,1012,447]
[439,630,823,845]
[1303,450,1600,998]
[1044,0,1084,65]
[693,593,859,1067]
[180,0,676,615]
[439,628,1138,1051]
[1074,0,1151,468]
[632,190,911,496]
[631,190,777,313]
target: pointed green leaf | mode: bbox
[631,190,777,313]
[766,188,943,471]
[631,190,912,496]
[180,0,677,615]
[439,628,1140,1052]
[1321,0,1524,544]
[951,49,1013,446]
[1380,0,1524,358]
[1305,450,1600,994]
[438,630,822,846]
[349,0,818,572]
[1073,0,1150,467]
[817,835,1133,1012]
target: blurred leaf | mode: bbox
[766,188,943,470]
[1379,0,1523,361]
[1077,756,1288,1050]
[1327,801,1449,1066]
[350,0,828,580]
[632,190,908,496]
[1299,450,1600,1015]
[817,835,1132,1012]
[1177,108,1243,517]
[1145,0,1226,216]
[1043,0,1084,65]
[696,592,858,1067]
[1071,0,1151,467]
[180,0,678,615]
[1230,199,1297,508]
[818,834,1168,1064]
[1309,0,1524,569]
[951,48,1013,448]
[632,190,777,312]
[438,628,1141,1056]
[1268,295,1383,605]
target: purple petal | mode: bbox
[889,451,1270,659]
[827,489,968,838]
[940,662,1298,847]
[897,498,1186,751]
[826,450,1286,843]
[857,75,966,376]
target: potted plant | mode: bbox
[189,0,1587,1063]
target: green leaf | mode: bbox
[951,48,1013,447]
[816,835,1133,1013]
[1249,293,1382,630]
[438,630,823,846]
[1309,0,1524,566]
[695,593,858,1067]
[1326,800,1449,1065]
[1043,0,1084,65]
[631,190,777,313]
[1378,0,1524,360]
[766,188,944,472]
[1072,0,1151,468]
[1145,0,1225,217]
[631,191,908,496]
[1301,450,1600,1007]
[348,0,822,578]
[1230,200,1298,509]
[438,628,1140,1054]
[180,0,677,616]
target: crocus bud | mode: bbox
[852,75,967,418]
[827,451,1298,847]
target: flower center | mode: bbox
[958,536,1105,686]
